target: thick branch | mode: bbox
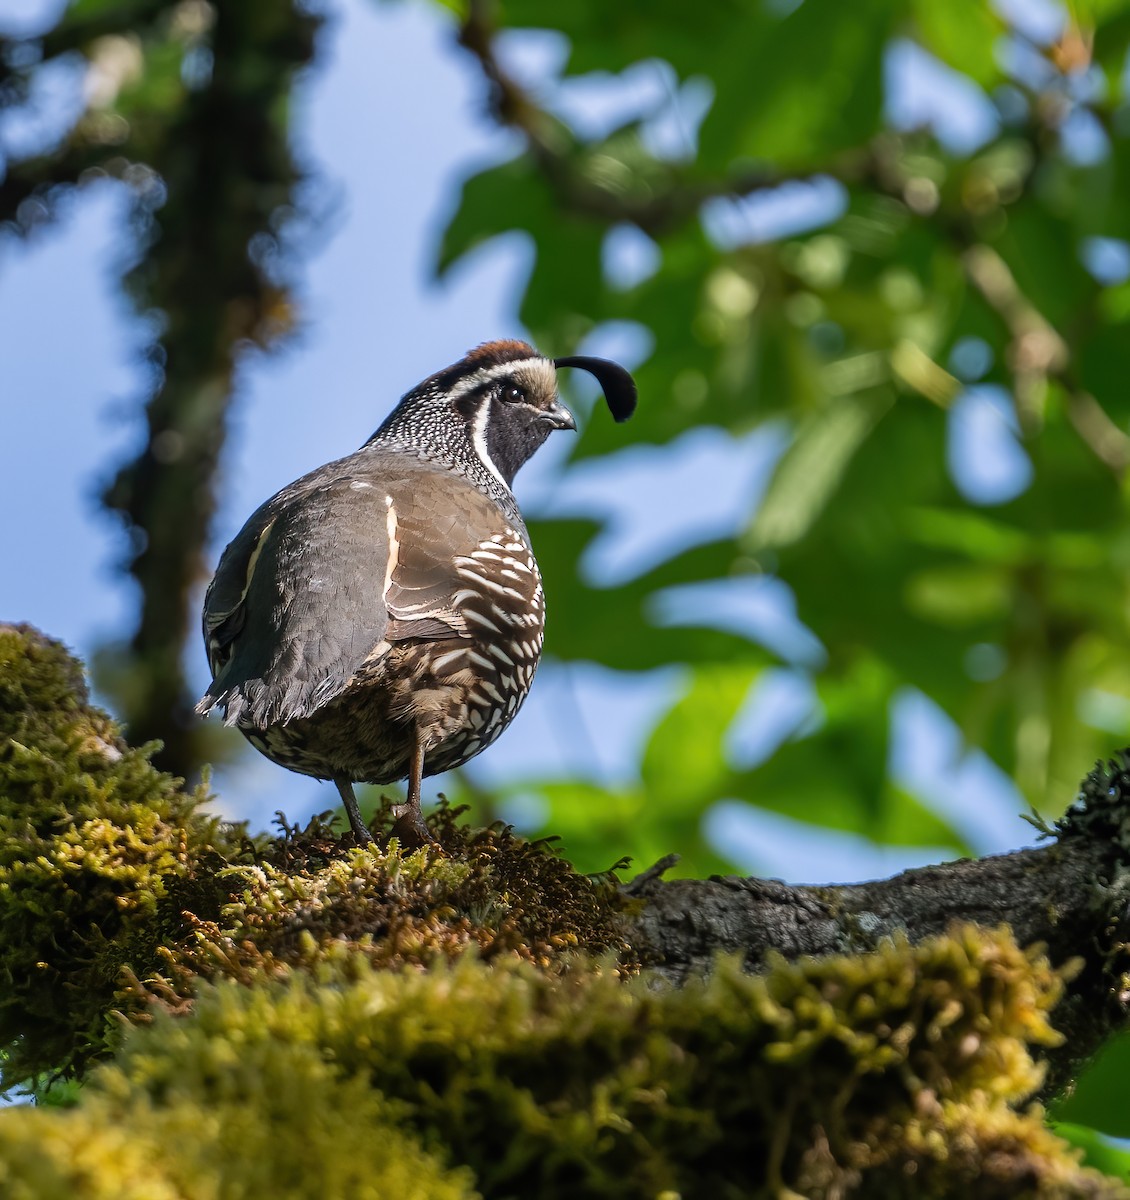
[623,774,1130,1096]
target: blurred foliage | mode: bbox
[0,0,319,776]
[6,925,1126,1198]
[5,0,1130,871]
[433,0,1130,881]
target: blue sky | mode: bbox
[0,0,1036,879]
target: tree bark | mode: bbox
[623,782,1130,1096]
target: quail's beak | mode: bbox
[541,398,577,431]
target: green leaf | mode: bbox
[725,658,968,849]
[993,201,1096,329]
[489,777,737,878]
[904,509,1036,565]
[437,157,552,277]
[1051,1123,1130,1180]
[532,519,768,670]
[749,392,892,549]
[698,0,902,169]
[500,0,752,78]
[640,662,762,812]
[904,563,1014,625]
[910,0,1005,86]
[1046,1032,1130,1132]
[1092,5,1130,82]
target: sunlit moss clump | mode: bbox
[2,925,1124,1199]
[0,626,629,1091]
[0,1085,474,1200]
[169,804,630,995]
[0,624,235,1087]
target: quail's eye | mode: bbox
[502,384,525,404]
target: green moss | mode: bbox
[0,625,239,1088]
[0,1077,474,1200]
[0,1107,182,1200]
[3,628,1126,1195]
[1,925,1118,1199]
[161,805,632,997]
[852,1101,1126,1198]
[0,627,631,1090]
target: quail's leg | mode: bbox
[334,777,373,843]
[390,734,440,849]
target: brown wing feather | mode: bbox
[379,470,518,645]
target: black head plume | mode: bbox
[553,356,638,422]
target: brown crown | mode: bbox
[462,339,542,368]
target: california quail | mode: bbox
[196,340,636,844]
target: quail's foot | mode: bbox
[390,801,443,851]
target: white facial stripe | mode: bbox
[472,395,510,492]
[459,357,560,492]
[447,356,551,401]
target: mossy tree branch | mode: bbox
[5,623,1130,1195]
[623,809,1130,1098]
